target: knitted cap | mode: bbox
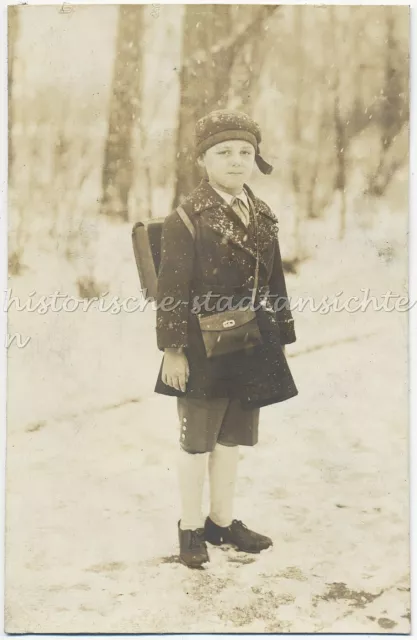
[195,109,273,175]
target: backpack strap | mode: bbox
[176,205,196,240]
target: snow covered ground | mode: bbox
[4,204,410,632]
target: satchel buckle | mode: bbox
[222,319,236,328]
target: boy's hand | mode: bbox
[162,348,190,392]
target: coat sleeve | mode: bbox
[156,210,195,351]
[268,233,297,345]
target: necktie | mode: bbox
[231,196,250,227]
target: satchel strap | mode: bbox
[176,205,196,240]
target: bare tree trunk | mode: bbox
[101,5,144,221]
[238,40,264,114]
[174,5,232,205]
[329,6,347,240]
[137,114,153,219]
[381,7,403,152]
[367,7,407,196]
[7,6,23,275]
[231,6,278,114]
[307,108,326,219]
[355,8,369,127]
[173,5,278,207]
[8,6,19,185]
[291,7,305,258]
[334,94,347,240]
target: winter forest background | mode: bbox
[6,5,410,634]
[8,4,409,282]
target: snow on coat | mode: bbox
[154,179,298,409]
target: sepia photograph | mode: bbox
[5,3,411,634]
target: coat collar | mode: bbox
[182,179,279,275]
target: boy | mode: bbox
[154,110,297,568]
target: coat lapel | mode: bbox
[203,189,258,263]
[183,179,278,276]
[244,183,280,276]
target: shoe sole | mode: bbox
[205,538,272,554]
[179,557,209,569]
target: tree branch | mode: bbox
[183,5,279,71]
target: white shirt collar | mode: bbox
[210,184,249,208]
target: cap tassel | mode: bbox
[255,152,273,175]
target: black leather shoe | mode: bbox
[178,521,210,568]
[204,516,273,554]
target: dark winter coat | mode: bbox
[154,179,298,409]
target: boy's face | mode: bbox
[198,139,256,194]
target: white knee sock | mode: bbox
[177,447,208,531]
[209,443,240,528]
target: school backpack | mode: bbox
[131,207,196,300]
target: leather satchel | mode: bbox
[177,195,263,359]
[197,307,262,358]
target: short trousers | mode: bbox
[177,396,260,453]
